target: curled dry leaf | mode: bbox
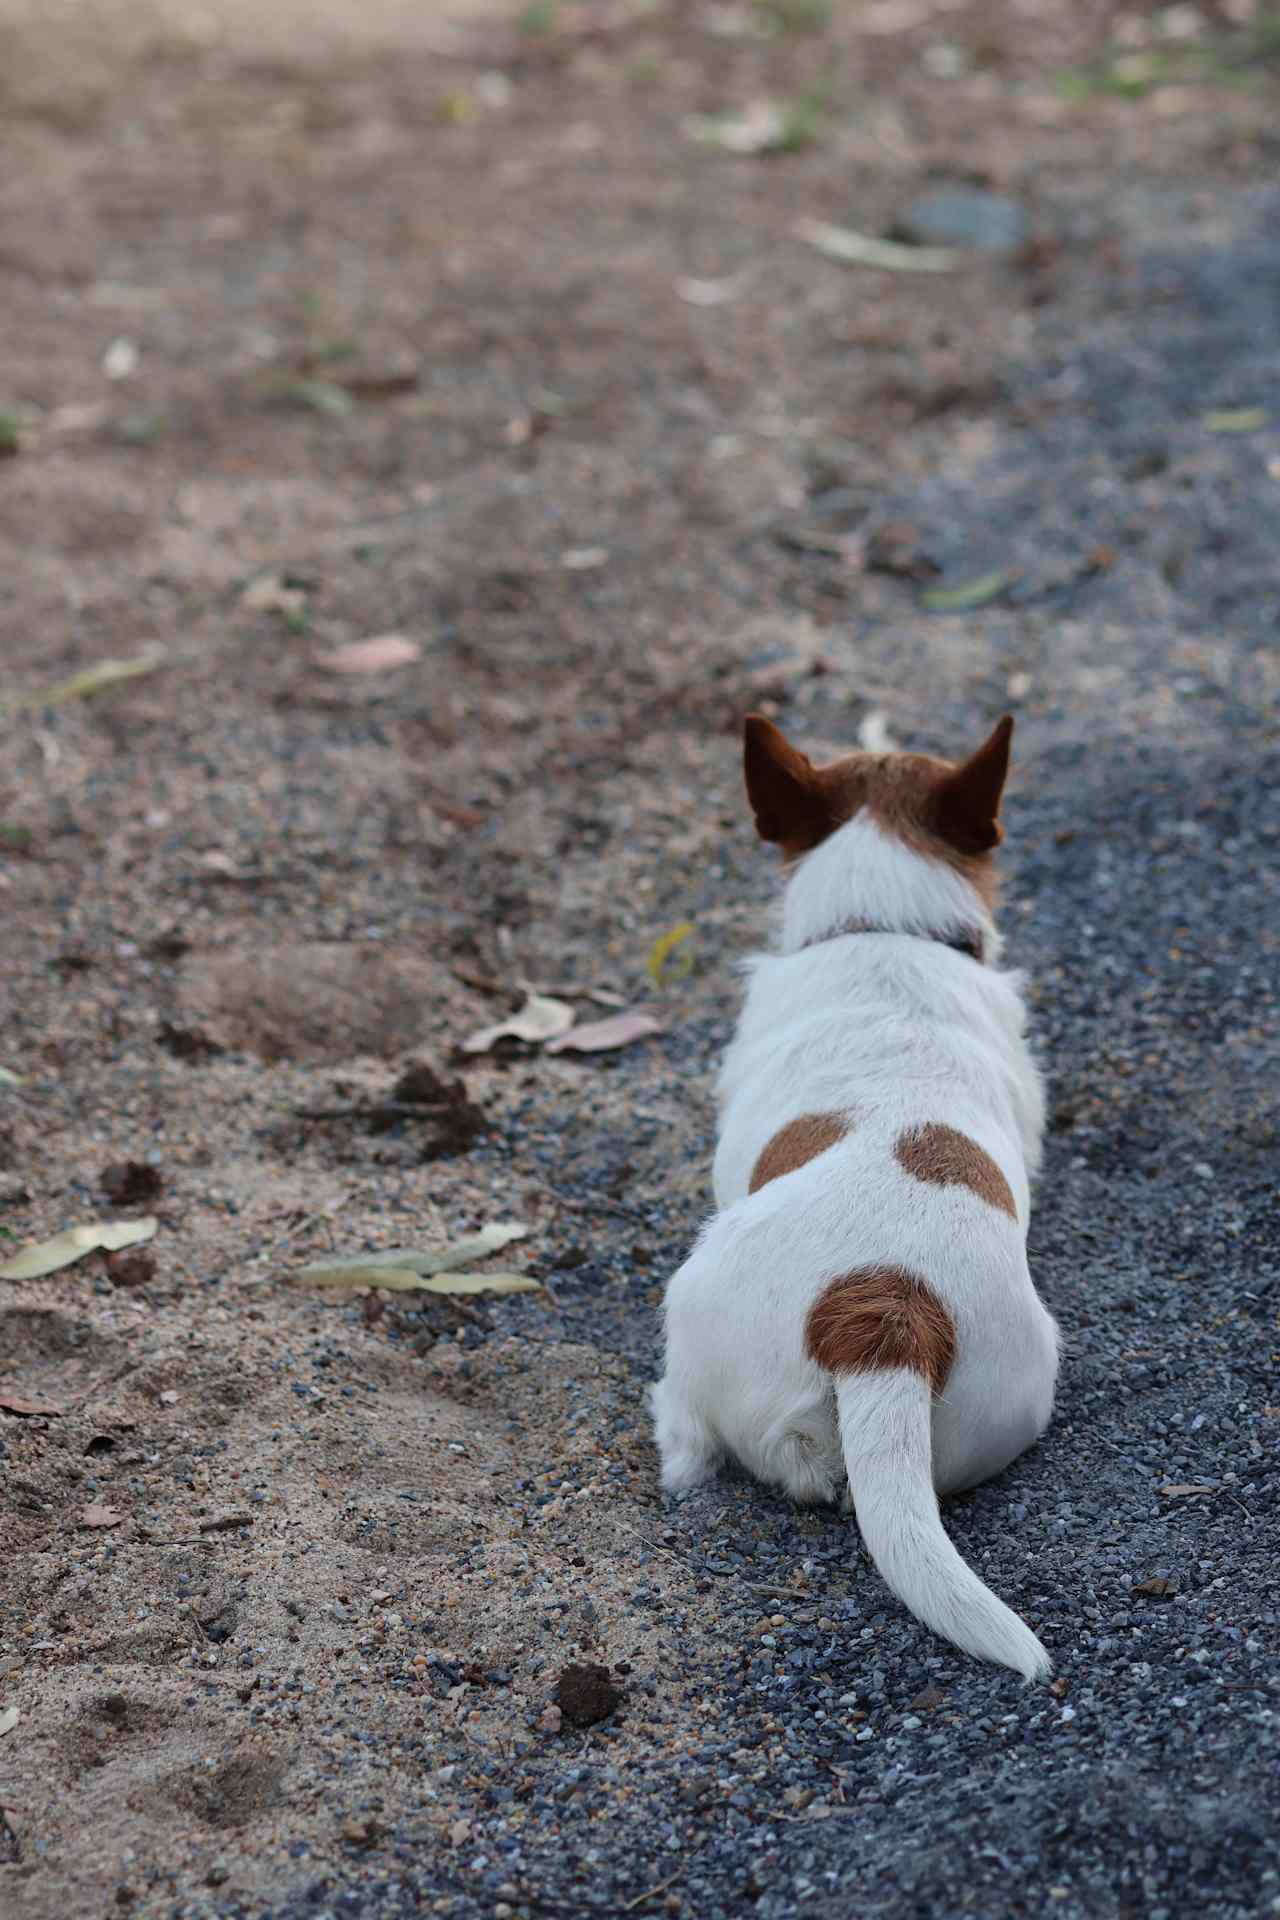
[0,651,165,716]
[294,1221,531,1293]
[1132,1578,1178,1598]
[795,219,960,274]
[1203,407,1267,434]
[0,1067,24,1088]
[922,571,1010,612]
[1159,1483,1216,1498]
[80,1502,125,1529]
[546,1011,663,1054]
[0,1392,62,1417]
[646,922,696,989]
[0,1708,19,1738]
[294,1264,538,1297]
[241,574,308,617]
[685,101,792,155]
[315,635,421,675]
[461,992,575,1053]
[0,1217,157,1282]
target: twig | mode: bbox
[623,1872,685,1912]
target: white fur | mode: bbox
[653,812,1060,1679]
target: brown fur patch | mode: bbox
[893,1122,1017,1219]
[805,1265,956,1393]
[749,1111,853,1193]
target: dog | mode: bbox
[652,711,1059,1677]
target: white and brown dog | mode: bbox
[652,712,1059,1678]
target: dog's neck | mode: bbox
[801,919,986,964]
[778,815,998,964]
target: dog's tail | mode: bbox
[835,1370,1050,1680]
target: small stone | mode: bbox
[342,1816,381,1847]
[100,1160,164,1206]
[537,1703,563,1734]
[892,188,1030,256]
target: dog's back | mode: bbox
[653,715,1060,1677]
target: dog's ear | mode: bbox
[930,714,1013,856]
[743,714,831,851]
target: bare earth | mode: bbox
[2,5,1279,1919]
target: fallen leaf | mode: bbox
[0,1068,25,1088]
[461,992,575,1053]
[647,922,696,989]
[561,547,608,571]
[922,571,1010,612]
[1132,1577,1178,1598]
[1203,406,1268,434]
[315,635,421,675]
[266,376,354,416]
[294,1264,538,1296]
[80,1502,125,1529]
[241,574,308,617]
[546,1011,663,1054]
[0,651,165,715]
[0,1217,157,1282]
[295,1221,531,1291]
[1159,1483,1216,1498]
[0,1392,62,1417]
[685,101,792,155]
[909,1686,947,1711]
[0,1708,19,1738]
[795,218,960,274]
[674,274,744,308]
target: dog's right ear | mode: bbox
[743,715,830,852]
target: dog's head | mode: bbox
[742,713,1013,898]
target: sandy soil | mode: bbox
[2,4,1279,1918]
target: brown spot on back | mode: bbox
[805,1265,956,1393]
[893,1122,1017,1219]
[750,1111,853,1193]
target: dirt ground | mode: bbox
[2,4,1279,1918]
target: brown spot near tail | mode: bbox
[894,1122,1017,1219]
[749,1111,854,1194]
[805,1265,956,1393]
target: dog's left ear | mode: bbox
[743,714,831,852]
[931,715,1013,855]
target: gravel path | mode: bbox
[2,8,1277,1919]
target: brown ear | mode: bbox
[930,715,1013,856]
[743,714,830,851]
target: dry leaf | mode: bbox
[1159,1483,1216,1498]
[0,1067,24,1088]
[294,1264,538,1296]
[0,1217,157,1282]
[241,574,308,617]
[922,571,1010,612]
[295,1222,530,1290]
[1203,407,1267,434]
[0,651,165,715]
[546,1011,663,1054]
[561,547,608,572]
[80,1502,125,1529]
[686,101,792,155]
[315,636,421,674]
[795,219,960,274]
[1132,1578,1178,1598]
[0,1392,62,1417]
[674,274,745,308]
[461,992,575,1053]
[647,922,696,988]
[0,1708,19,1738]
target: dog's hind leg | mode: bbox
[651,1376,720,1491]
